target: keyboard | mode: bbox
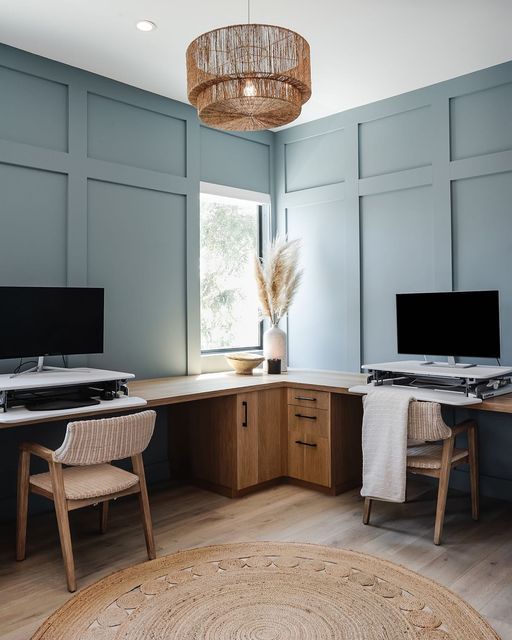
[25,397,101,411]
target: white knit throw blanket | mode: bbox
[361,388,412,503]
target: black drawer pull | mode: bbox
[295,396,317,402]
[242,400,248,427]
[295,440,317,448]
[294,413,317,420]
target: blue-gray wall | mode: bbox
[275,60,512,501]
[0,39,511,515]
[0,43,273,520]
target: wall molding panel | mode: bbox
[276,59,512,371]
[0,44,199,379]
[0,43,274,519]
[0,43,275,380]
[0,63,69,152]
[276,58,512,500]
[358,165,433,197]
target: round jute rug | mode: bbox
[32,542,500,640]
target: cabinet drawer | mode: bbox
[287,387,329,411]
[287,406,329,438]
[288,430,330,487]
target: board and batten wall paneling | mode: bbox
[452,171,512,366]
[87,180,187,378]
[0,43,274,520]
[287,199,354,370]
[277,121,361,372]
[200,126,272,194]
[450,82,512,161]
[87,93,187,176]
[0,43,274,380]
[0,164,68,374]
[0,164,68,286]
[0,64,68,151]
[358,106,433,179]
[276,59,512,501]
[360,186,437,364]
[285,128,345,192]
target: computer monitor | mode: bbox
[396,290,500,362]
[0,286,104,362]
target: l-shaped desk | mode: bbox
[2,369,512,499]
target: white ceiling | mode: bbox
[1,0,512,128]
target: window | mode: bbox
[200,187,267,353]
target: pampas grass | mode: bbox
[254,235,303,326]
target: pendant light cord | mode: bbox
[248,0,251,24]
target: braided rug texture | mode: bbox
[32,542,500,640]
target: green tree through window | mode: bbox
[200,192,262,352]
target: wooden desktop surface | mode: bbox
[1,368,512,429]
[129,370,512,413]
[128,370,366,406]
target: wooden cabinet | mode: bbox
[288,430,330,487]
[236,388,285,491]
[287,387,363,492]
[287,387,331,488]
[175,388,285,496]
[169,384,362,498]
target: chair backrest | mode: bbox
[53,410,156,466]
[408,401,451,442]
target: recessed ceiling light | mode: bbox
[136,20,157,32]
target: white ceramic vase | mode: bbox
[263,324,287,372]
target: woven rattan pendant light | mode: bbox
[186,1,311,131]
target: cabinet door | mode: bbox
[236,392,259,490]
[288,433,330,487]
[236,389,284,491]
[303,436,330,486]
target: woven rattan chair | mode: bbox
[362,401,479,545]
[16,410,157,592]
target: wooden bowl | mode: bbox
[225,352,265,375]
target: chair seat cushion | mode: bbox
[407,444,468,470]
[30,464,139,500]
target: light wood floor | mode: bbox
[1,480,512,639]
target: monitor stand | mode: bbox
[10,355,70,378]
[420,356,474,369]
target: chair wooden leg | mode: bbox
[16,449,30,561]
[132,454,156,560]
[99,500,109,534]
[49,461,76,592]
[434,437,454,545]
[363,497,372,525]
[468,424,479,521]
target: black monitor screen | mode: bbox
[396,290,500,359]
[0,287,104,360]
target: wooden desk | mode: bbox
[130,370,367,498]
[131,369,512,415]
[2,369,511,499]
[128,370,366,406]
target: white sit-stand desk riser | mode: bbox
[0,368,147,424]
[349,360,512,406]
